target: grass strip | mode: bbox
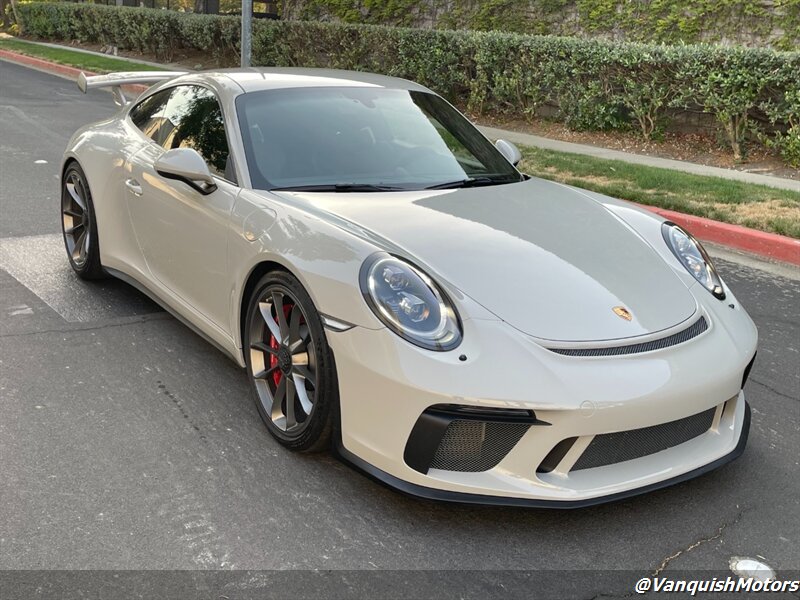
[519,145,800,238]
[0,37,165,74]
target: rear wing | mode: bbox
[77,71,187,106]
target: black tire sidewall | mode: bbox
[244,271,339,452]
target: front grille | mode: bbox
[548,316,708,357]
[429,421,530,472]
[571,407,716,471]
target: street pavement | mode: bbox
[0,60,798,591]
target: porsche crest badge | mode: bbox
[613,306,633,321]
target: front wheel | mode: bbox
[61,162,104,279]
[244,271,338,452]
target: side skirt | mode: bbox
[105,267,244,368]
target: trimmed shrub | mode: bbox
[16,2,800,164]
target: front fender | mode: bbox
[227,189,387,354]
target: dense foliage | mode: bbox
[17,2,800,164]
[284,0,800,50]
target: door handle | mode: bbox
[125,178,143,196]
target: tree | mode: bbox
[8,0,20,30]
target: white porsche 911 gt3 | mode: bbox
[62,68,757,507]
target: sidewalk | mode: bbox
[479,126,800,193]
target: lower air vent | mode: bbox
[549,316,708,357]
[429,421,530,472]
[571,406,716,471]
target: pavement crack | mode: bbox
[0,313,170,339]
[750,378,798,402]
[651,507,750,576]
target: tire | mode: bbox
[61,162,105,280]
[244,270,338,452]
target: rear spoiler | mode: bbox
[77,71,187,106]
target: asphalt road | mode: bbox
[1,60,798,595]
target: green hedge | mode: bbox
[289,0,800,51]
[17,2,800,164]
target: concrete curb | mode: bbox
[12,38,186,70]
[638,204,800,267]
[0,49,148,94]
[2,48,798,267]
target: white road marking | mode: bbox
[0,233,130,322]
[8,304,34,316]
[34,159,48,164]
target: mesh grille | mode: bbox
[572,406,716,471]
[549,317,708,357]
[429,421,530,472]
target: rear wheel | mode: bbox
[61,162,104,279]
[244,271,338,452]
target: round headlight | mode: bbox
[662,222,725,300]
[360,254,462,351]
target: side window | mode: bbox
[160,85,233,181]
[129,89,171,144]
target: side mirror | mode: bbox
[495,139,522,167]
[155,148,217,195]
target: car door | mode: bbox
[125,84,239,333]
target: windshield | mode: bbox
[235,87,522,191]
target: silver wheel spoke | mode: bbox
[292,364,316,388]
[289,327,311,353]
[289,303,302,344]
[66,181,86,211]
[293,374,314,415]
[253,365,278,380]
[65,222,84,236]
[285,377,297,429]
[258,301,282,342]
[270,377,286,423]
[272,291,290,342]
[250,341,278,356]
[72,230,87,262]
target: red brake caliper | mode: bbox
[269,304,293,387]
[269,336,281,386]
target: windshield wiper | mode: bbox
[272,183,407,193]
[424,177,513,190]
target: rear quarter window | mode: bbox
[129,89,172,144]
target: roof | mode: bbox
[209,67,432,94]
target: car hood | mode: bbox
[274,178,697,342]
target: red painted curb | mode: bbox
[639,204,800,266]
[0,49,148,94]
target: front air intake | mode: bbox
[428,420,530,472]
[404,405,545,474]
[571,406,717,471]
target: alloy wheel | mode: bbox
[249,287,318,434]
[62,171,91,268]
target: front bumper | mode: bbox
[328,298,757,507]
[336,402,750,508]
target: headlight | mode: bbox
[662,222,725,300]
[360,254,462,351]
